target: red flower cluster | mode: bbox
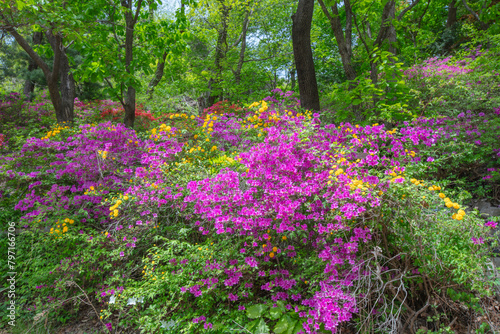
[201,100,242,119]
[100,103,158,129]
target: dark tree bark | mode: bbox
[59,51,75,124]
[121,0,143,128]
[3,19,74,124]
[207,0,230,107]
[146,1,184,99]
[146,51,167,98]
[387,1,397,55]
[317,0,361,119]
[23,31,43,101]
[290,68,296,91]
[234,9,252,85]
[447,0,457,27]
[45,31,75,124]
[317,0,357,81]
[291,0,320,111]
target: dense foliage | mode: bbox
[1,0,500,333]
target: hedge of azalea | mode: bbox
[1,52,499,333]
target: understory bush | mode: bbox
[1,86,499,333]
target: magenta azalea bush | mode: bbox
[1,83,498,333]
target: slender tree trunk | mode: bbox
[317,0,357,81]
[447,0,457,27]
[290,68,296,91]
[121,0,143,128]
[370,0,397,87]
[23,31,43,101]
[146,51,168,98]
[387,1,397,55]
[207,0,230,107]
[59,51,75,124]
[234,9,251,85]
[291,0,320,111]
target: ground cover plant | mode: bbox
[2,0,500,332]
[1,69,499,333]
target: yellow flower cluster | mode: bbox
[387,170,405,183]
[84,184,109,195]
[243,101,312,137]
[49,218,74,236]
[168,113,195,120]
[348,178,368,191]
[142,249,165,280]
[150,124,173,141]
[108,193,130,219]
[410,178,424,186]
[429,188,465,220]
[201,114,217,133]
[98,150,108,159]
[327,168,344,182]
[405,149,416,157]
[41,124,70,140]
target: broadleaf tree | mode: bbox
[0,0,80,123]
[75,0,192,128]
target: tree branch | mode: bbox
[133,0,144,25]
[231,9,253,48]
[2,24,51,77]
[45,31,62,84]
[397,0,422,21]
[461,0,482,22]
[104,77,125,106]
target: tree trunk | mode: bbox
[121,0,143,128]
[290,68,296,91]
[146,51,167,98]
[234,9,251,85]
[23,31,43,101]
[207,0,230,107]
[317,0,357,81]
[123,86,136,128]
[447,0,457,27]
[387,1,397,55]
[59,51,75,124]
[5,24,74,123]
[45,31,75,124]
[291,0,320,111]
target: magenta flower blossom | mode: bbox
[485,221,498,228]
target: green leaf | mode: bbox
[285,318,299,334]
[247,304,269,319]
[268,305,284,320]
[291,320,304,334]
[16,1,23,10]
[274,315,290,333]
[254,318,269,334]
[352,99,362,106]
